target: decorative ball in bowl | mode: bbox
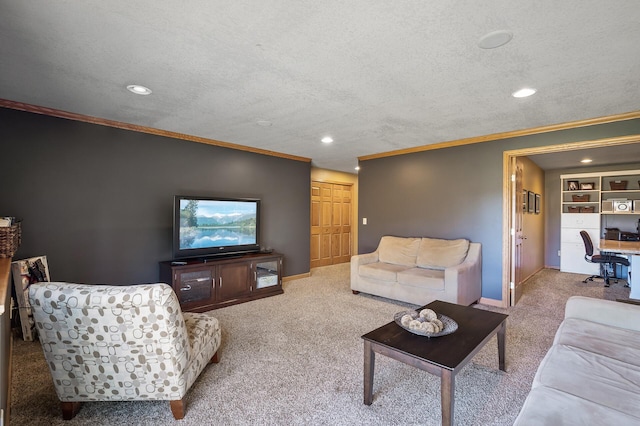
[394,308,458,337]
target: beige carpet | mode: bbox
[9,265,630,425]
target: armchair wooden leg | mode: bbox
[170,399,185,420]
[61,401,82,420]
[210,350,220,364]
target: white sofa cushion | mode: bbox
[359,262,409,281]
[377,236,421,266]
[554,317,640,366]
[416,238,469,270]
[397,267,445,290]
[532,343,640,419]
[514,386,640,425]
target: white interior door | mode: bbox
[511,159,524,305]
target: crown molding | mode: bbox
[0,99,312,163]
[359,111,640,161]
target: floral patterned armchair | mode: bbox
[28,282,221,420]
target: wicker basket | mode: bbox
[0,221,21,258]
[610,180,628,190]
[581,206,595,213]
[572,194,590,202]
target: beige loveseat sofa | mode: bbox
[514,296,640,425]
[350,236,482,306]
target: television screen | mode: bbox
[173,196,260,259]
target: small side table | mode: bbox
[362,300,508,426]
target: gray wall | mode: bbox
[0,108,310,284]
[544,161,640,268]
[359,119,640,301]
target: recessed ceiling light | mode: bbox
[321,136,333,144]
[256,120,272,127]
[581,158,593,164]
[512,88,536,98]
[355,166,360,171]
[478,30,513,49]
[126,84,152,95]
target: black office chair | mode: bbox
[580,230,630,287]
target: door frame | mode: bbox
[501,135,640,307]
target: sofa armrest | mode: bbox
[565,296,640,331]
[351,251,379,266]
[444,243,482,305]
[350,251,379,291]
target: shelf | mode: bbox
[561,170,640,275]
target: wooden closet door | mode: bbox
[331,184,352,264]
[311,182,333,268]
[310,182,352,268]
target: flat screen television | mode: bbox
[173,195,260,259]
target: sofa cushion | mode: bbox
[416,238,469,270]
[532,343,640,418]
[183,312,221,389]
[514,386,640,425]
[359,262,409,281]
[377,236,421,266]
[554,317,640,367]
[397,267,445,290]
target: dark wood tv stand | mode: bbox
[159,252,283,312]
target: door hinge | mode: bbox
[510,282,515,289]
[510,228,515,236]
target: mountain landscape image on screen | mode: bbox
[179,199,257,250]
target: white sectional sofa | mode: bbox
[350,235,482,306]
[514,296,640,425]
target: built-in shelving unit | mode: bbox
[561,169,640,215]
[560,169,640,274]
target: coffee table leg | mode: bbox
[364,340,375,405]
[497,320,506,372]
[441,369,454,426]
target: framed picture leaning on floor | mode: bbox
[11,255,50,341]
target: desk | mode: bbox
[599,240,640,299]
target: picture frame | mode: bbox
[522,189,528,212]
[535,193,541,214]
[11,255,50,341]
[567,180,579,191]
[528,191,535,213]
[580,182,595,190]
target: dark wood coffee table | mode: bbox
[362,300,507,426]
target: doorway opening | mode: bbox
[502,135,640,307]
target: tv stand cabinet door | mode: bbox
[173,266,215,310]
[216,262,251,302]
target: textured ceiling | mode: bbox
[1,1,640,172]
